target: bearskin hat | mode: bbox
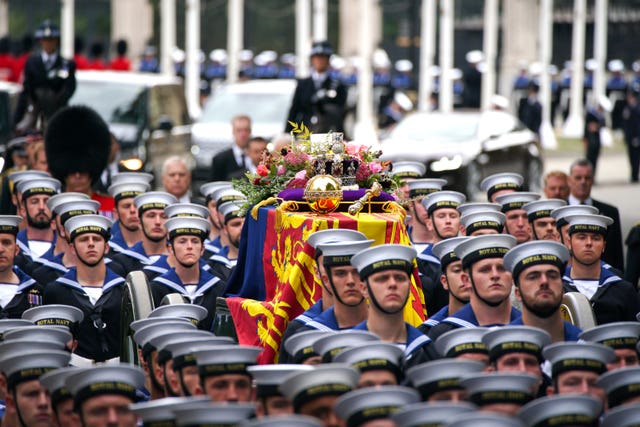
[45,105,111,185]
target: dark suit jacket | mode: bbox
[14,52,76,125]
[592,198,624,272]
[210,147,247,181]
[285,75,347,133]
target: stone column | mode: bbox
[111,0,154,69]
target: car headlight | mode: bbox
[430,155,463,172]
[120,158,144,171]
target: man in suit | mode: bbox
[14,20,76,132]
[285,41,347,134]
[567,158,624,272]
[210,115,252,181]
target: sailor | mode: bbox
[503,241,581,342]
[390,161,426,201]
[198,181,232,256]
[334,386,420,427]
[351,244,437,368]
[458,203,505,237]
[601,402,640,427]
[38,367,80,427]
[427,235,518,341]
[405,178,446,249]
[434,327,490,366]
[280,330,333,365]
[479,172,524,203]
[419,237,470,333]
[0,215,44,319]
[149,216,225,330]
[106,172,152,254]
[459,372,538,416]
[596,366,640,408]
[562,214,640,324]
[496,192,540,245]
[580,322,640,371]
[418,191,466,317]
[390,401,476,427]
[406,358,485,402]
[333,342,405,388]
[517,394,602,427]
[42,214,125,363]
[312,330,379,363]
[522,199,567,241]
[247,364,314,417]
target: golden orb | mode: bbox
[304,174,343,214]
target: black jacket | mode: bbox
[592,198,624,272]
[285,75,347,133]
[210,148,248,182]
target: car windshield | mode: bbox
[70,80,146,125]
[390,114,479,143]
[199,90,291,125]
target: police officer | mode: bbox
[285,41,347,134]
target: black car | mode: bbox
[379,110,544,199]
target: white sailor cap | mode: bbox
[432,236,470,269]
[313,330,380,362]
[542,342,615,377]
[16,177,61,197]
[55,200,100,225]
[0,350,70,389]
[218,201,245,224]
[166,337,236,370]
[395,59,413,72]
[601,401,640,427]
[457,202,501,217]
[565,214,613,236]
[148,304,208,324]
[282,330,334,364]
[173,402,255,427]
[480,173,524,200]
[435,327,489,358]
[280,364,359,411]
[608,59,625,73]
[242,415,322,427]
[46,192,91,216]
[164,203,209,219]
[406,359,485,399]
[164,216,210,240]
[465,50,485,64]
[550,205,598,228]
[306,229,368,251]
[522,199,567,222]
[518,394,602,427]
[351,244,416,279]
[22,304,84,329]
[460,211,506,235]
[0,319,33,338]
[65,364,145,408]
[133,320,197,358]
[407,178,447,198]
[3,325,72,347]
[496,192,541,212]
[585,58,598,71]
[597,366,640,407]
[390,402,477,427]
[455,234,516,269]
[194,345,261,378]
[209,48,227,63]
[110,172,154,186]
[246,364,314,398]
[333,342,404,380]
[7,170,50,187]
[107,181,150,201]
[447,412,525,427]
[482,326,551,363]
[459,372,538,407]
[0,215,22,235]
[391,161,426,179]
[0,340,66,361]
[64,214,112,241]
[154,332,221,365]
[39,366,80,406]
[210,187,245,207]
[580,322,640,350]
[134,191,178,213]
[129,316,194,333]
[130,396,211,426]
[422,191,466,216]
[200,181,232,201]
[334,386,420,427]
[316,240,374,267]
[503,241,569,281]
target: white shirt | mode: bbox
[568,194,593,206]
[572,279,599,300]
[0,284,18,307]
[83,287,103,305]
[41,52,58,69]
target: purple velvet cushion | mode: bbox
[278,188,395,202]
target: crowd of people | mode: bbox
[2,17,640,427]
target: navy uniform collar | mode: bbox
[353,320,432,358]
[563,264,622,287]
[56,267,125,295]
[509,317,582,341]
[416,244,439,265]
[441,303,521,328]
[152,268,221,302]
[302,307,340,331]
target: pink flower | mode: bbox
[257,164,269,177]
[294,169,307,180]
[277,165,286,176]
[345,142,363,156]
[368,162,383,174]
